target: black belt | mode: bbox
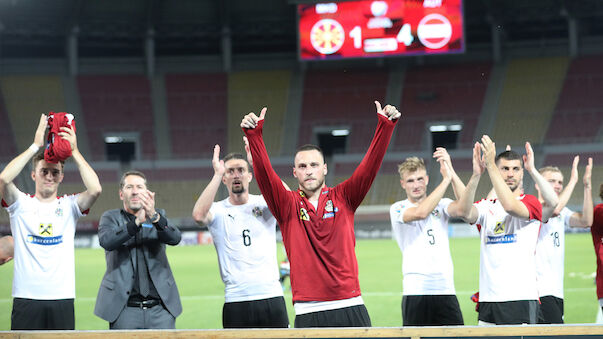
[127,299,161,309]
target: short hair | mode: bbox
[295,144,325,162]
[599,183,603,200]
[119,170,147,189]
[223,153,252,172]
[397,157,426,178]
[538,166,562,176]
[495,150,523,166]
[31,151,64,171]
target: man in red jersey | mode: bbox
[591,184,603,313]
[241,101,400,327]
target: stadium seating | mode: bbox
[227,70,291,156]
[0,89,17,164]
[165,73,228,158]
[545,55,603,144]
[491,57,569,146]
[78,75,156,161]
[393,63,492,151]
[0,75,68,154]
[299,69,389,153]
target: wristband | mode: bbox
[28,143,40,153]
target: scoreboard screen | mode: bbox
[298,0,464,60]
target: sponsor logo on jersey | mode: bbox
[323,207,339,219]
[141,223,153,228]
[494,221,505,234]
[39,223,53,236]
[252,206,263,217]
[486,234,517,244]
[27,234,63,245]
[300,208,310,221]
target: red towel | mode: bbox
[470,291,479,312]
[44,112,76,163]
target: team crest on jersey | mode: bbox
[39,223,53,236]
[300,208,310,221]
[431,209,441,219]
[494,222,505,234]
[325,200,333,212]
[252,206,263,217]
[55,207,63,217]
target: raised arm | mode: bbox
[340,101,399,209]
[192,145,224,226]
[569,157,593,227]
[448,142,482,223]
[243,136,290,191]
[0,114,47,205]
[481,135,530,218]
[524,142,558,221]
[553,156,579,217]
[433,147,465,199]
[242,107,292,221]
[59,126,102,212]
[402,159,452,222]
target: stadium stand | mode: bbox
[393,63,492,151]
[0,88,17,164]
[299,69,389,153]
[77,75,156,161]
[164,73,228,159]
[491,57,569,146]
[544,55,603,144]
[227,70,291,156]
[0,75,68,152]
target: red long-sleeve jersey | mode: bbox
[591,204,603,299]
[243,114,396,303]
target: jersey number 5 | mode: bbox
[427,229,435,245]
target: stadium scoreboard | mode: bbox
[298,0,465,61]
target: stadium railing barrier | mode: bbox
[3,325,603,339]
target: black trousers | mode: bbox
[537,295,564,324]
[11,298,75,330]
[402,295,464,326]
[478,300,539,325]
[223,296,289,328]
[294,304,371,328]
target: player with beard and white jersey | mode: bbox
[389,148,465,326]
[534,157,593,324]
[193,145,288,328]
[448,137,558,325]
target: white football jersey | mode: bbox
[536,207,572,298]
[390,198,456,295]
[6,193,85,299]
[474,195,542,302]
[208,194,283,302]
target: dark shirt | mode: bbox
[123,211,163,300]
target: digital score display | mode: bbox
[298,0,464,60]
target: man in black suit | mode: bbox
[94,170,182,329]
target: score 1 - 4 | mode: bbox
[348,23,414,52]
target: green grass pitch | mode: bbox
[0,233,598,329]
